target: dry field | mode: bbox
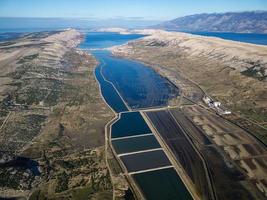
[0,30,119,200]
[182,105,267,199]
[145,106,267,199]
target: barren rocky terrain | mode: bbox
[154,11,267,33]
[0,29,120,200]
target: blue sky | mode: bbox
[0,0,266,20]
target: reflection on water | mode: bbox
[81,32,179,111]
[99,51,179,109]
[94,55,128,113]
[133,167,193,200]
[112,134,160,154]
[111,112,151,138]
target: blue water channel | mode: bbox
[94,52,128,113]
[186,31,267,46]
[80,32,179,112]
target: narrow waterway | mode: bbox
[94,51,128,113]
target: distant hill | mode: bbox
[155,11,267,33]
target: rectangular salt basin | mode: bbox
[120,150,171,173]
[133,168,193,200]
[111,112,151,138]
[112,134,161,154]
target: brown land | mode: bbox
[183,106,267,198]
[0,30,129,200]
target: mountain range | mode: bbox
[155,11,267,33]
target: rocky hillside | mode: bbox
[0,29,115,199]
[155,11,267,33]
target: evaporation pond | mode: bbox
[133,168,193,200]
[112,134,161,154]
[120,150,171,173]
[111,112,151,138]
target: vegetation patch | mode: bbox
[56,171,69,193]
[17,53,39,64]
[241,66,266,81]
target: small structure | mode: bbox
[222,110,232,115]
[213,101,221,107]
[203,96,213,106]
[203,95,231,115]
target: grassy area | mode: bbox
[17,54,39,64]
[71,186,94,200]
[241,65,266,81]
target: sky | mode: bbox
[0,0,267,20]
